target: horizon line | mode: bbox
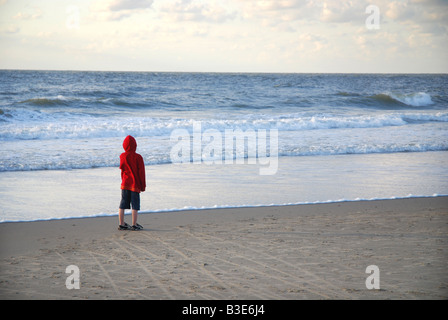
[1,68,447,75]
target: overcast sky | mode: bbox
[0,0,447,73]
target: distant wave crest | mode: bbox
[19,95,73,106]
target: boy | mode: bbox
[118,135,146,231]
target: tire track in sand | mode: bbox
[137,232,240,299]
[178,228,351,299]
[145,230,326,298]
[112,239,175,299]
[118,237,216,299]
[140,231,281,299]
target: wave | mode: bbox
[19,95,74,107]
[331,91,436,109]
[16,95,177,112]
[231,103,274,110]
[10,90,439,116]
[1,140,447,172]
[1,110,447,141]
[336,91,361,97]
[279,143,448,158]
[369,92,434,107]
[391,92,434,107]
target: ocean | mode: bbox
[1,70,447,222]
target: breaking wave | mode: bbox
[1,110,447,141]
[370,92,434,107]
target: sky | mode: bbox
[0,0,447,73]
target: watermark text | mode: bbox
[365,265,380,289]
[365,5,380,30]
[66,265,80,290]
[170,121,278,175]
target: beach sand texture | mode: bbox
[0,197,447,300]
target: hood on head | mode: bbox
[123,135,137,152]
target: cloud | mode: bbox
[0,24,20,34]
[90,0,153,21]
[385,1,415,21]
[237,0,447,31]
[236,0,380,32]
[2,0,446,73]
[36,31,55,39]
[382,0,448,24]
[238,0,311,21]
[243,0,305,12]
[158,0,237,23]
[13,8,42,20]
[297,32,328,53]
[381,0,448,39]
[320,1,366,23]
[108,0,153,11]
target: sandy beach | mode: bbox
[0,196,447,300]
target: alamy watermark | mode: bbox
[365,5,380,30]
[365,265,380,289]
[66,265,80,290]
[170,121,278,175]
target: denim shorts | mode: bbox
[119,189,140,211]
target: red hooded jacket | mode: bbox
[120,135,146,193]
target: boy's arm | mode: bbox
[119,154,124,179]
[139,155,146,192]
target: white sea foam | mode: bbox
[390,92,434,107]
[1,111,447,141]
[1,116,447,172]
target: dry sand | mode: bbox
[0,197,447,300]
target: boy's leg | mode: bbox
[130,191,141,227]
[119,208,125,226]
[132,209,138,226]
[119,189,131,227]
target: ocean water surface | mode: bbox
[0,71,447,222]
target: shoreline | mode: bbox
[1,196,447,299]
[2,151,448,224]
[1,194,446,225]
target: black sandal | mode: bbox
[118,223,131,230]
[131,223,143,231]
